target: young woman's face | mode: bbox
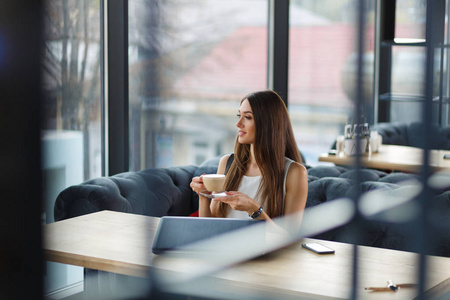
[236,99,255,144]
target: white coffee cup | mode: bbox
[202,174,225,192]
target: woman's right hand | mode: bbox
[190,174,209,196]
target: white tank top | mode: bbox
[226,157,295,219]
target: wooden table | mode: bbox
[319,144,450,173]
[43,210,450,299]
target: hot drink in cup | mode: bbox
[202,174,225,193]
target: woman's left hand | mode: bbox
[213,191,260,215]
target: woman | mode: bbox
[190,90,308,226]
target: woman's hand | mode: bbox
[213,191,260,215]
[190,174,209,196]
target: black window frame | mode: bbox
[377,0,447,125]
[107,0,129,176]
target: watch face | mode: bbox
[251,207,262,219]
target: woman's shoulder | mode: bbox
[217,154,233,174]
[284,156,305,169]
[285,157,307,177]
[220,153,234,165]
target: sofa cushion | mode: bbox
[306,178,353,208]
[378,172,421,184]
[339,169,387,182]
[307,165,349,178]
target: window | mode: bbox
[395,0,426,40]
[378,0,449,126]
[42,0,102,181]
[438,0,450,126]
[41,0,102,294]
[128,0,268,170]
[289,0,376,165]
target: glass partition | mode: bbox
[128,0,268,170]
[288,0,376,165]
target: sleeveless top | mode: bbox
[226,157,296,219]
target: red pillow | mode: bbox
[189,210,199,217]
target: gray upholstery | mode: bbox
[304,165,450,257]
[55,159,219,221]
[373,121,450,150]
[55,157,450,257]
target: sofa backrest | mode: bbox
[305,165,421,208]
[373,121,450,150]
[54,165,200,221]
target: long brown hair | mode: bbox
[219,90,301,218]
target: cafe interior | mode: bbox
[2,0,450,299]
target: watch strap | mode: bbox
[249,206,263,219]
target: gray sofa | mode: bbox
[372,121,450,150]
[55,156,450,258]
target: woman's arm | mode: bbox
[216,154,231,175]
[283,162,308,230]
[190,154,230,217]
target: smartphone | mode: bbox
[444,154,450,159]
[302,242,335,254]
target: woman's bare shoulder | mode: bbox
[217,154,232,174]
[287,161,308,181]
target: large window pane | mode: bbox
[391,46,426,96]
[129,0,268,170]
[395,0,426,41]
[390,45,441,123]
[441,0,450,126]
[288,0,375,165]
[389,0,450,125]
[42,0,102,294]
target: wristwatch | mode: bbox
[249,206,263,219]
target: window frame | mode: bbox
[377,0,447,125]
[106,0,130,176]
